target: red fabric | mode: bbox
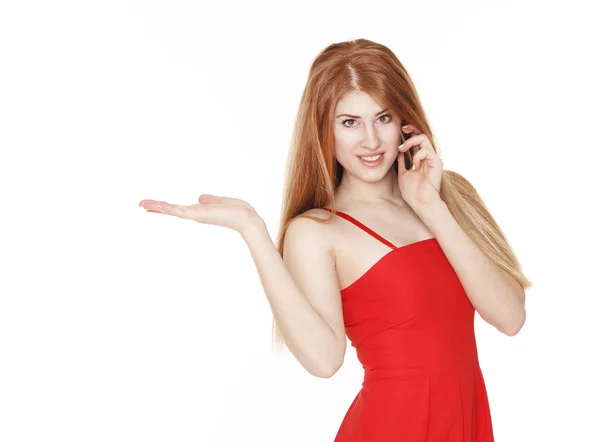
[323,208,494,441]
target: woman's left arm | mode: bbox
[397,125,526,336]
[416,200,526,336]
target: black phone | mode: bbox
[401,130,415,170]
[403,148,415,170]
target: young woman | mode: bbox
[139,38,532,441]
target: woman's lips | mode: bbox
[358,152,384,166]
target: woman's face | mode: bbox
[333,90,402,182]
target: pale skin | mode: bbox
[139,90,526,378]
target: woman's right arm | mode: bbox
[240,212,346,378]
[139,195,345,378]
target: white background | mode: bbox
[1,1,599,441]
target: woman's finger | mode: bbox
[197,194,251,207]
[399,134,426,152]
[139,201,183,218]
[412,146,442,170]
[159,203,193,219]
[401,124,422,134]
[139,200,164,211]
[412,149,427,169]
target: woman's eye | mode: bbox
[342,114,392,128]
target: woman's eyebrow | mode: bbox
[335,108,389,119]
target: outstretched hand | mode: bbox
[138,194,260,234]
[397,125,444,213]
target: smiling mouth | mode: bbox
[358,153,384,160]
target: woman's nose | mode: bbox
[361,127,381,148]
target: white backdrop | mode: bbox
[1,1,599,441]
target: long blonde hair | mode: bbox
[272,38,532,352]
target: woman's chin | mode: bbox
[354,165,392,182]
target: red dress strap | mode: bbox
[322,208,396,250]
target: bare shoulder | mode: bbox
[283,207,337,255]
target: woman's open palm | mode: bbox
[138,194,258,233]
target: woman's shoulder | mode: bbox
[283,208,335,256]
[287,207,337,231]
[285,207,339,251]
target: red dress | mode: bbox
[323,208,494,441]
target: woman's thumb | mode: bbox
[198,194,216,204]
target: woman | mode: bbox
[139,38,532,441]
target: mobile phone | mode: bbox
[403,148,415,170]
[401,130,415,170]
